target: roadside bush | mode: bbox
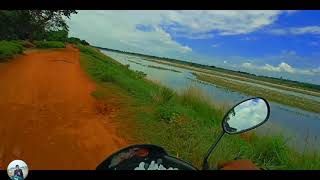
[101,71,117,83]
[0,40,24,60]
[135,70,147,79]
[12,40,35,48]
[153,86,175,104]
[19,40,35,48]
[156,104,181,123]
[45,30,68,42]
[34,41,65,48]
[67,37,90,46]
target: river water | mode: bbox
[101,49,320,152]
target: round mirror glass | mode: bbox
[222,97,270,134]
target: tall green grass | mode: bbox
[11,40,35,48]
[0,40,24,60]
[34,41,65,49]
[0,40,65,61]
[78,44,320,170]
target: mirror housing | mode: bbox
[203,97,270,170]
[222,97,270,135]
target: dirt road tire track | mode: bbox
[0,45,128,169]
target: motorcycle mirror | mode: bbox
[202,97,270,170]
[222,97,270,134]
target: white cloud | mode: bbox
[67,11,192,59]
[241,37,258,41]
[161,10,286,36]
[311,67,320,73]
[68,10,291,43]
[211,43,220,48]
[290,26,320,34]
[242,62,253,68]
[283,10,299,14]
[67,10,299,63]
[281,50,296,56]
[241,62,317,75]
[268,26,320,35]
[227,98,268,131]
[171,32,214,39]
[267,29,287,35]
[180,45,192,52]
[262,62,294,73]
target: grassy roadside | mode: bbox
[195,73,320,113]
[0,40,24,60]
[33,41,65,48]
[78,44,320,170]
[0,40,66,61]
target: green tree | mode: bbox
[0,11,34,40]
[43,30,68,41]
[66,37,90,45]
[0,10,77,40]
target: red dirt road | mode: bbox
[0,46,127,169]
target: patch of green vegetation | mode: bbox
[11,40,35,48]
[34,41,65,49]
[195,73,320,113]
[78,44,320,170]
[0,40,24,60]
[0,10,76,40]
[66,37,90,46]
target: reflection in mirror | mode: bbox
[223,98,269,134]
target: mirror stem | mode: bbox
[202,131,225,170]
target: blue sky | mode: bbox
[68,11,320,84]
